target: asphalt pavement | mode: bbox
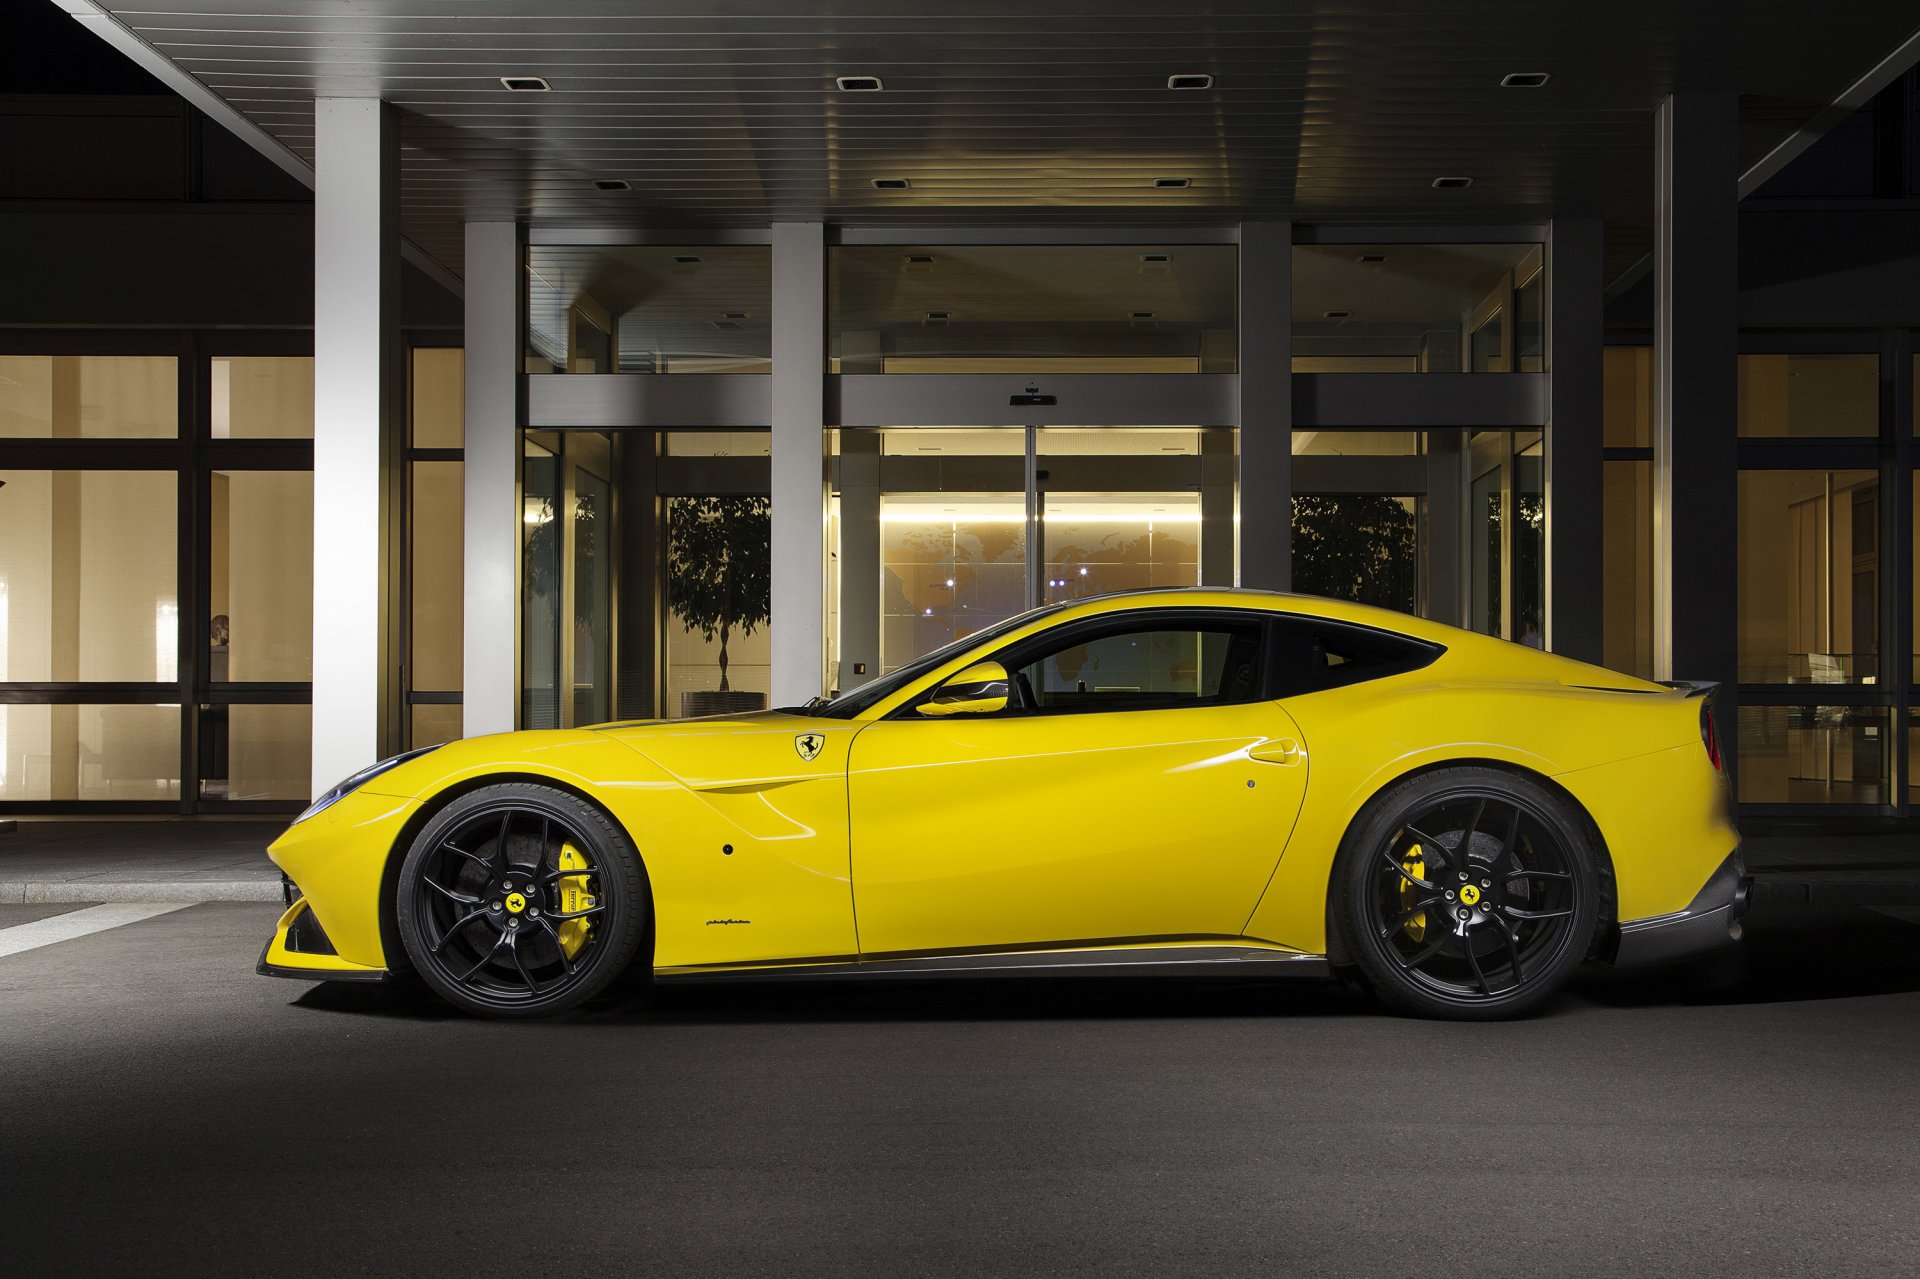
[0,894,1915,1277]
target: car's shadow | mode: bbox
[290,903,1920,1025]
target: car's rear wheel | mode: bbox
[396,783,648,1017]
[1334,767,1601,1020]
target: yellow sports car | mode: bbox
[261,588,1746,1020]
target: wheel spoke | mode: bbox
[1499,905,1572,921]
[1460,926,1491,995]
[541,865,598,886]
[1380,848,1436,892]
[451,930,510,984]
[1490,914,1526,989]
[1402,824,1454,871]
[422,876,480,905]
[1380,895,1441,940]
[1458,799,1486,862]
[506,929,540,995]
[1504,869,1572,881]
[533,916,577,978]
[1493,803,1522,876]
[430,908,491,954]
[1395,934,1449,971]
[490,812,512,874]
[441,841,490,873]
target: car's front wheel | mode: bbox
[396,783,648,1017]
[1334,767,1603,1020]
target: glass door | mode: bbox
[829,426,1234,693]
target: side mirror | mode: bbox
[917,660,1010,717]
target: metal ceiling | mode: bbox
[64,1,1920,285]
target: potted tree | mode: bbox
[667,495,772,717]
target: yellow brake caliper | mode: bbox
[1400,845,1428,941]
[554,842,598,961]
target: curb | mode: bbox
[0,881,283,905]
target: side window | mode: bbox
[1268,616,1443,698]
[1010,619,1266,715]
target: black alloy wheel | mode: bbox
[396,783,648,1017]
[1335,767,1602,1020]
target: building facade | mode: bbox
[5,2,1920,826]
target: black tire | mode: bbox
[1333,766,1602,1021]
[395,783,648,1018]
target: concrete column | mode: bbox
[1546,217,1605,663]
[1238,222,1291,589]
[463,221,520,736]
[770,222,826,705]
[1653,94,1739,746]
[311,98,398,794]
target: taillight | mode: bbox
[1701,702,1723,773]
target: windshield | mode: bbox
[791,603,1069,719]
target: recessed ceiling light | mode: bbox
[1130,311,1156,319]
[872,178,911,190]
[721,312,749,320]
[1153,177,1191,189]
[591,179,630,191]
[500,76,551,92]
[1167,74,1213,90]
[673,255,702,265]
[1139,253,1172,264]
[836,75,885,92]
[1500,72,1550,88]
[1355,252,1387,264]
[924,310,951,321]
[1323,309,1352,320]
[1432,176,1473,189]
[903,253,936,265]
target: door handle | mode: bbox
[1249,738,1304,766]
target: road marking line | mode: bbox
[0,902,196,959]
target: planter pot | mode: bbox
[681,690,768,718]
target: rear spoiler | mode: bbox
[1658,680,1719,699]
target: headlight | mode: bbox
[294,745,440,824]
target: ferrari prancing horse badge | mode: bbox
[794,733,824,762]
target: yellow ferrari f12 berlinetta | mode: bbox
[261,589,1746,1020]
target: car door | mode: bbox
[845,609,1310,956]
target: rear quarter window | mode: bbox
[1269,616,1443,699]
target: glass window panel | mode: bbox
[1737,470,1878,684]
[1737,705,1889,805]
[1603,347,1653,448]
[1736,354,1878,438]
[1512,435,1544,646]
[664,430,771,456]
[0,703,181,801]
[522,436,562,728]
[525,245,771,374]
[0,355,176,438]
[411,703,463,749]
[411,347,464,449]
[1290,495,1423,615]
[217,703,311,802]
[1603,460,1655,680]
[880,494,1027,673]
[664,495,772,717]
[572,434,613,726]
[210,471,312,682]
[410,461,463,691]
[1043,494,1201,602]
[0,470,178,681]
[211,356,313,439]
[1291,430,1423,456]
[1291,244,1541,372]
[1514,267,1544,373]
[829,245,1237,373]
